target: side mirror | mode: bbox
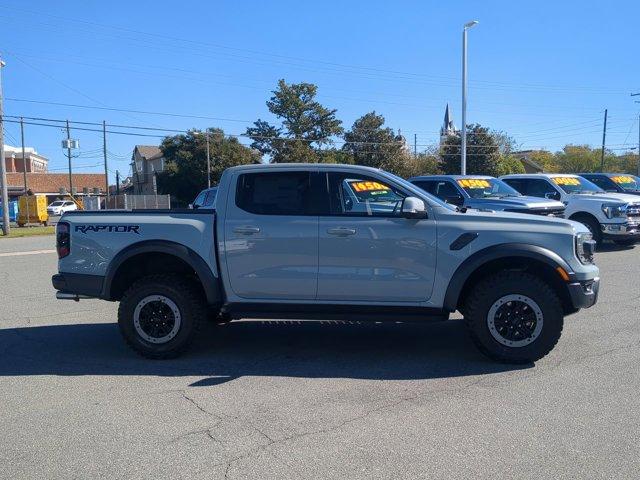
[444,195,464,206]
[401,197,428,219]
[545,192,560,200]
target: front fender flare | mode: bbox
[443,243,575,312]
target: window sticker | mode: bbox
[349,181,390,193]
[457,179,491,188]
[611,175,634,184]
[552,177,580,186]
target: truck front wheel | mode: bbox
[118,274,205,359]
[463,271,564,364]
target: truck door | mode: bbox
[223,170,320,300]
[317,172,437,302]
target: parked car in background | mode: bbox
[52,163,600,364]
[47,200,78,216]
[409,175,565,216]
[501,173,640,246]
[579,173,640,196]
[190,187,218,209]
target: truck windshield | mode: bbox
[610,175,640,192]
[456,178,521,199]
[552,176,603,194]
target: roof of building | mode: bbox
[6,173,106,194]
[134,145,163,161]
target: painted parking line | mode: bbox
[0,249,56,257]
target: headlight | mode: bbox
[602,203,627,218]
[576,232,595,264]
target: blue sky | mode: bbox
[1,0,639,180]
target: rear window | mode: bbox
[236,172,313,216]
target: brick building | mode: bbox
[4,145,48,173]
[6,172,106,201]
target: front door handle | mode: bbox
[327,227,357,236]
[234,226,261,235]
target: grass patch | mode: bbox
[0,226,55,238]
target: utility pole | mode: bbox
[633,94,640,176]
[461,20,479,175]
[206,131,211,188]
[414,133,417,157]
[600,109,608,172]
[66,119,73,194]
[115,170,120,196]
[103,120,109,200]
[20,117,29,225]
[0,57,9,236]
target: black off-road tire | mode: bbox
[464,271,564,364]
[118,274,206,359]
[574,215,602,247]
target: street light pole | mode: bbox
[461,20,478,175]
[0,57,9,235]
[206,131,211,189]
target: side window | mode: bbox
[328,172,406,217]
[589,176,615,191]
[203,189,217,207]
[411,180,435,194]
[236,172,313,216]
[193,191,206,207]
[527,179,557,198]
[435,181,461,198]
[503,178,526,194]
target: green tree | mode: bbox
[554,145,600,173]
[528,150,558,173]
[246,80,343,163]
[440,124,502,176]
[157,128,259,205]
[342,112,407,171]
[495,155,526,176]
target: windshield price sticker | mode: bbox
[350,181,390,192]
[611,175,634,184]
[553,177,580,186]
[457,179,490,188]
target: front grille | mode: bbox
[626,205,640,217]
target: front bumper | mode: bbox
[601,221,640,239]
[567,277,600,309]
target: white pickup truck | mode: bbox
[52,164,600,363]
[501,173,640,246]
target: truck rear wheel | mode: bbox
[463,271,564,364]
[118,274,205,359]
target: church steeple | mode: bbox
[440,103,457,142]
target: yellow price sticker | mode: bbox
[350,181,390,192]
[611,175,634,184]
[552,177,580,186]
[457,179,491,189]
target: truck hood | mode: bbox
[465,195,564,211]
[435,205,587,235]
[568,192,640,205]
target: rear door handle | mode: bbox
[327,227,357,236]
[234,226,261,235]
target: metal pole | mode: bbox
[116,170,120,196]
[638,114,640,177]
[66,119,73,194]
[0,57,9,235]
[103,120,109,200]
[414,133,417,157]
[461,27,468,175]
[206,131,211,188]
[600,109,607,172]
[20,117,29,225]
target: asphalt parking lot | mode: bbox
[1,235,639,479]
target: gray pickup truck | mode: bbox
[53,164,600,363]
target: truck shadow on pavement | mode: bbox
[0,319,530,385]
